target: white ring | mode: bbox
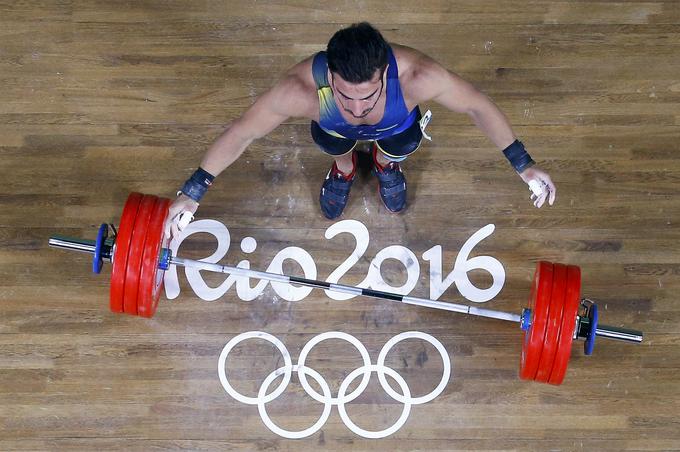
[376,331,451,405]
[218,331,292,405]
[257,364,333,439]
[218,331,451,439]
[336,364,412,439]
[297,331,372,405]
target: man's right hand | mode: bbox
[164,193,200,240]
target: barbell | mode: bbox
[49,192,643,385]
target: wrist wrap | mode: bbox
[180,167,215,202]
[503,139,535,173]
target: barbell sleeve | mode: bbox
[596,325,644,343]
[48,236,100,255]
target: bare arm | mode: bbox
[200,74,311,176]
[408,52,556,207]
[164,71,314,237]
[411,54,516,150]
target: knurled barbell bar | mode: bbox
[49,192,643,385]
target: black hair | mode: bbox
[327,22,389,84]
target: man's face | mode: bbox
[330,66,386,119]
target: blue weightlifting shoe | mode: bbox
[372,144,407,213]
[319,152,356,219]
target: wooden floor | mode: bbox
[2,1,680,450]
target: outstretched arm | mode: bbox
[411,54,556,208]
[201,75,308,176]
[416,57,516,150]
[165,73,312,237]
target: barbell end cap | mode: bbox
[584,303,598,355]
[92,223,109,274]
[520,308,532,331]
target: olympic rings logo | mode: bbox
[218,331,451,439]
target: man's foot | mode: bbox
[372,144,407,213]
[320,152,356,219]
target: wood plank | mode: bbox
[1,1,679,449]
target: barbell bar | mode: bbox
[49,193,643,385]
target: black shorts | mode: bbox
[311,107,423,161]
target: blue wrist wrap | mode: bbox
[180,167,215,202]
[503,139,535,173]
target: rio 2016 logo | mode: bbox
[164,220,505,304]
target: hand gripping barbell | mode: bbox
[49,192,643,385]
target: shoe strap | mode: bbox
[374,167,402,183]
[322,187,349,203]
[380,182,406,196]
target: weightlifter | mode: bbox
[165,22,556,237]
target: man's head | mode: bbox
[327,22,389,118]
[327,22,389,84]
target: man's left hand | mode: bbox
[518,165,556,208]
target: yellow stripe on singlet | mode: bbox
[317,86,348,138]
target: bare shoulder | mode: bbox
[391,44,424,76]
[267,56,319,120]
[391,44,453,105]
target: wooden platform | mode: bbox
[1,1,679,450]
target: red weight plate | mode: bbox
[548,265,582,385]
[110,192,143,313]
[123,195,157,315]
[520,261,554,380]
[137,197,171,318]
[535,263,567,382]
